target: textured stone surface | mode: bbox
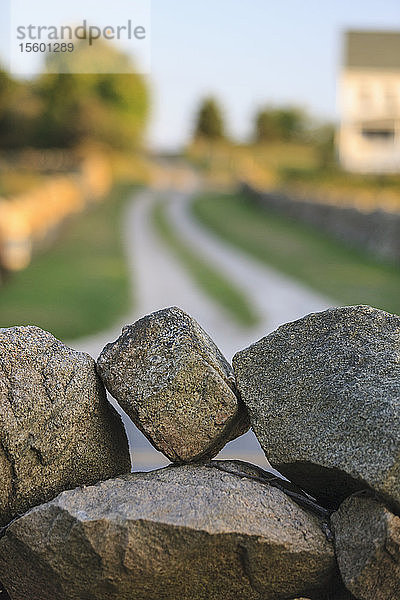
[233,305,400,509]
[0,462,337,600]
[0,582,10,600]
[0,326,130,527]
[290,592,356,600]
[331,495,400,600]
[97,307,249,462]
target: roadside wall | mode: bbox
[242,184,400,264]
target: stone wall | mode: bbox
[242,183,400,264]
[0,151,112,273]
[0,305,399,599]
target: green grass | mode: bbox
[192,192,400,315]
[0,183,137,340]
[152,198,258,327]
[280,164,400,190]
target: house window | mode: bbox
[361,128,395,140]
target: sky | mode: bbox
[149,0,400,149]
[1,0,399,149]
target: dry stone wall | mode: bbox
[0,304,399,599]
[242,183,400,264]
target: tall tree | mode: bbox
[194,97,225,140]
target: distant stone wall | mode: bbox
[0,151,112,274]
[242,183,400,264]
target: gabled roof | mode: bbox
[345,30,400,70]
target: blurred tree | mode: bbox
[0,40,150,151]
[0,69,16,146]
[32,40,150,150]
[0,70,15,114]
[0,70,40,149]
[254,107,307,143]
[194,97,226,140]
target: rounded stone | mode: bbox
[0,462,337,600]
[97,307,249,463]
[0,325,130,527]
[233,305,400,509]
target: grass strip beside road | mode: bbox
[0,184,136,341]
[152,198,259,327]
[192,191,400,315]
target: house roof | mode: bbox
[345,30,400,70]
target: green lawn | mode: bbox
[152,198,258,327]
[192,192,400,315]
[0,184,136,340]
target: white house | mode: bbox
[338,30,400,173]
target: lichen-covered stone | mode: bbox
[233,305,400,509]
[0,462,337,600]
[331,495,400,600]
[0,326,130,527]
[97,307,249,462]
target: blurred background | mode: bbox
[0,0,399,470]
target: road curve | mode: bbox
[167,190,334,355]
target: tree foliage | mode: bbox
[0,70,40,148]
[194,97,225,140]
[33,72,149,149]
[0,41,149,150]
[0,70,16,146]
[254,107,307,143]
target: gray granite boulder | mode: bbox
[331,495,400,600]
[233,305,400,509]
[97,307,249,463]
[0,326,130,527]
[0,462,337,600]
